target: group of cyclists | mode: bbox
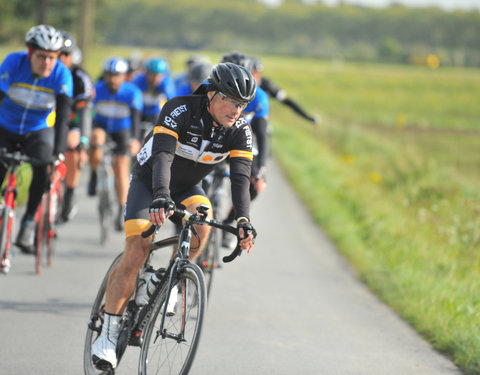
[0,24,318,372]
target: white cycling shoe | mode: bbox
[92,313,121,371]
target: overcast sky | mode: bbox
[260,0,480,10]
[322,0,480,10]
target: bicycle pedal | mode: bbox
[129,330,143,347]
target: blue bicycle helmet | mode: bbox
[145,58,169,74]
[102,57,129,74]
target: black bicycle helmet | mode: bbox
[58,30,76,54]
[221,51,254,72]
[25,24,63,52]
[208,62,257,102]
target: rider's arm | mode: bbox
[251,116,269,176]
[130,108,142,141]
[261,76,316,123]
[229,156,251,221]
[282,98,316,123]
[53,94,73,156]
[228,120,254,221]
[150,118,179,200]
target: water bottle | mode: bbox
[135,266,155,306]
[135,266,164,306]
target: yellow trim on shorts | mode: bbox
[154,126,179,140]
[125,218,153,238]
[180,195,212,209]
[230,149,253,160]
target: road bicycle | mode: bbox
[97,141,116,245]
[0,148,38,274]
[34,159,66,275]
[84,204,245,375]
[198,163,231,296]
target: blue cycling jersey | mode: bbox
[133,73,176,119]
[174,72,192,97]
[0,51,73,135]
[244,86,269,119]
[93,80,143,133]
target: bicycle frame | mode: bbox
[34,161,66,274]
[0,164,19,272]
[0,149,37,273]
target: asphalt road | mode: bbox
[0,159,462,375]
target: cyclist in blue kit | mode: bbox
[88,57,143,230]
[133,57,176,124]
[0,24,73,253]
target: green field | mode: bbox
[2,45,480,373]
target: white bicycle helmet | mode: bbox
[25,24,63,52]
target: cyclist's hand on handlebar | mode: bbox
[50,154,67,182]
[237,219,256,254]
[149,196,175,227]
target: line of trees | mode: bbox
[2,0,480,67]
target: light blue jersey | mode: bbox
[0,51,73,135]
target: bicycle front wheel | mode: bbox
[84,252,123,375]
[139,262,207,375]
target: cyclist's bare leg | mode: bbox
[113,155,130,206]
[89,128,106,171]
[105,235,151,314]
[65,130,81,188]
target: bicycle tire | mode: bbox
[0,206,12,273]
[46,190,58,267]
[84,252,123,375]
[98,181,111,245]
[139,262,207,375]
[198,229,219,297]
[35,195,48,275]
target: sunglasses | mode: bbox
[217,92,249,110]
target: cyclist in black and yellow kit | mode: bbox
[92,63,257,371]
[57,30,94,221]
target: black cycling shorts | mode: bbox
[92,124,130,156]
[0,126,54,163]
[124,175,212,238]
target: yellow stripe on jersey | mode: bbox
[125,218,153,238]
[230,149,253,160]
[14,83,55,93]
[180,195,212,210]
[154,126,179,140]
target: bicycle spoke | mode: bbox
[140,263,206,375]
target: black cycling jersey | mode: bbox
[132,94,253,221]
[71,65,93,106]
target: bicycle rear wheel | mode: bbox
[84,252,123,375]
[139,262,206,375]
